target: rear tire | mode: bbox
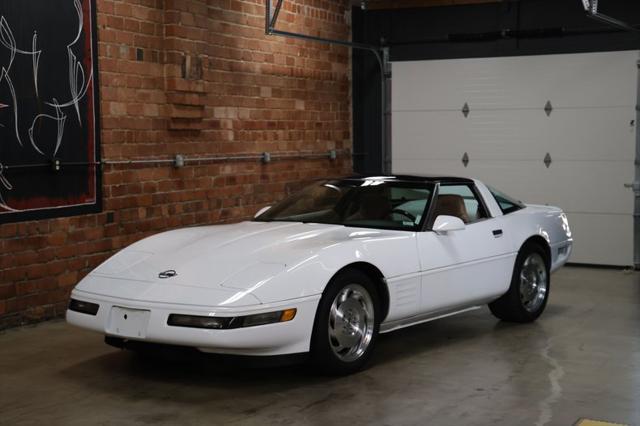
[310,268,380,375]
[489,242,550,323]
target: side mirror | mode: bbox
[254,205,272,218]
[433,215,466,234]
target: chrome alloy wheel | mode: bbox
[519,253,548,313]
[328,284,375,362]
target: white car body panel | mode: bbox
[67,177,573,356]
[416,216,514,314]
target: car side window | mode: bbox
[435,184,488,224]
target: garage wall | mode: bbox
[0,0,352,329]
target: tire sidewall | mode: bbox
[310,268,380,375]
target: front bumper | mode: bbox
[66,289,320,356]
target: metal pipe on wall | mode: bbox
[105,150,343,166]
[1,150,344,170]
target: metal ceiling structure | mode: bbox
[582,0,640,32]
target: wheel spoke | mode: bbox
[330,337,345,353]
[332,306,345,322]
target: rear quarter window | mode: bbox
[488,186,526,215]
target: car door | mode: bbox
[416,183,514,314]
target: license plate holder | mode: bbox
[108,307,150,339]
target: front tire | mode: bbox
[489,243,550,323]
[310,269,380,375]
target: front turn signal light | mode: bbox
[280,308,297,322]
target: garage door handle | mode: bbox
[624,182,640,192]
[492,229,503,237]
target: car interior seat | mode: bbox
[434,194,470,223]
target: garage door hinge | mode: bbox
[544,101,553,117]
[462,152,469,167]
[544,153,552,168]
[382,46,391,78]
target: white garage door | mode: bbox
[392,50,639,266]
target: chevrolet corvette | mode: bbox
[67,175,573,374]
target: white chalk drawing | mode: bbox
[0,17,17,69]
[1,68,22,148]
[32,31,41,97]
[28,99,67,156]
[0,0,95,213]
[0,102,7,127]
[69,0,84,125]
[48,0,91,125]
[0,162,16,211]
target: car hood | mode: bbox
[81,221,361,299]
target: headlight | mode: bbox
[68,299,100,316]
[167,308,297,330]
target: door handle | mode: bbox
[492,229,503,237]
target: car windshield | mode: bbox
[254,178,435,231]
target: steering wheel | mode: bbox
[391,208,417,222]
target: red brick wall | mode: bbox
[0,0,352,329]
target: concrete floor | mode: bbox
[0,266,638,426]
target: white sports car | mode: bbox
[67,175,573,374]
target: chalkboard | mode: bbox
[0,0,100,223]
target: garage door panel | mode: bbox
[392,111,471,159]
[564,213,634,266]
[393,51,638,111]
[393,158,465,177]
[393,159,634,215]
[543,108,636,161]
[393,107,635,161]
[526,161,633,215]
